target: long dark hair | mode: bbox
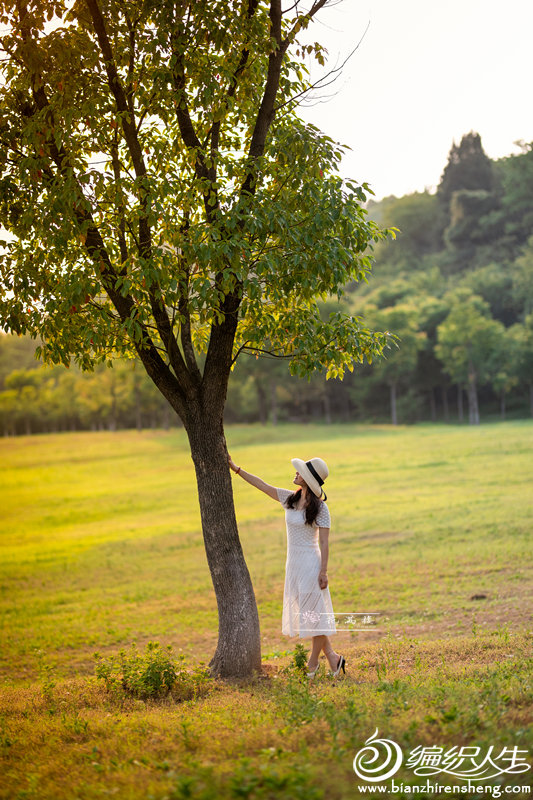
[286,487,322,526]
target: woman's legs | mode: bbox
[308,634,340,671]
[321,635,340,670]
[307,635,326,669]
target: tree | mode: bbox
[435,291,504,425]
[227,351,289,425]
[4,366,40,433]
[368,191,445,269]
[437,132,495,210]
[444,189,498,254]
[0,0,391,677]
[437,134,498,272]
[359,304,423,425]
[511,236,533,319]
[512,315,533,417]
[0,330,41,388]
[0,385,17,434]
[459,262,516,326]
[490,326,521,420]
[413,295,451,421]
[493,142,533,254]
[75,360,134,430]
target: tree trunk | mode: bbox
[270,381,278,426]
[255,377,267,425]
[529,383,533,418]
[429,388,437,422]
[500,390,506,421]
[109,384,117,431]
[457,384,464,422]
[467,376,480,425]
[131,286,260,678]
[133,372,143,431]
[341,382,351,422]
[442,385,449,421]
[185,407,262,679]
[323,388,332,425]
[467,360,480,425]
[390,382,397,425]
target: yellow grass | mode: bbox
[0,422,532,799]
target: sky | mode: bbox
[2,0,532,206]
[297,0,533,200]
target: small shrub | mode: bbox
[94,641,212,702]
[279,643,308,679]
[292,643,309,676]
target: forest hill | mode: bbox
[1,133,532,435]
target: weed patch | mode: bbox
[94,641,213,703]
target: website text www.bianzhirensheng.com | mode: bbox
[358,780,531,796]
[352,730,531,797]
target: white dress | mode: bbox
[277,487,337,638]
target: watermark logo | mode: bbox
[405,743,531,780]
[353,731,531,790]
[353,729,403,782]
[297,611,381,634]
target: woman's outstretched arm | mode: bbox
[228,454,279,500]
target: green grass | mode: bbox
[0,422,532,799]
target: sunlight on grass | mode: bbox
[0,423,532,799]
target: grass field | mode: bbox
[1,422,532,799]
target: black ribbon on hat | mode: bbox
[306,460,327,501]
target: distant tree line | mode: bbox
[1,132,533,434]
[0,331,348,434]
[0,335,173,435]
[348,133,533,425]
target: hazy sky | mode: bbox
[298,0,533,200]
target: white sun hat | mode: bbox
[291,457,329,499]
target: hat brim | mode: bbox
[291,458,323,498]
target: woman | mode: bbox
[228,453,346,678]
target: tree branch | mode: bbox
[84,0,146,185]
[175,217,202,382]
[241,345,293,358]
[209,0,260,155]
[123,5,138,118]
[282,0,329,50]
[12,1,192,415]
[84,0,150,262]
[240,0,333,197]
[170,35,218,223]
[205,0,333,401]
[274,24,369,114]
[201,288,241,407]
[84,0,194,392]
[110,134,128,264]
[241,0,286,191]
[178,297,202,381]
